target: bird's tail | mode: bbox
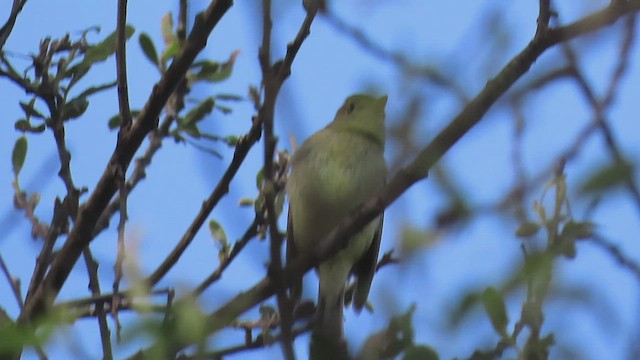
[310,284,349,360]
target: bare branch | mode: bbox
[0,254,23,309]
[116,0,132,129]
[0,0,28,49]
[82,248,113,360]
[193,217,260,296]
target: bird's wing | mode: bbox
[351,213,383,312]
[286,208,302,304]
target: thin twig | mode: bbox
[116,0,132,129]
[144,112,262,287]
[193,217,260,296]
[259,0,294,357]
[205,321,313,360]
[82,247,113,360]
[112,168,127,341]
[589,235,640,282]
[112,1,131,338]
[0,254,24,309]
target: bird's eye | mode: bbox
[346,102,356,114]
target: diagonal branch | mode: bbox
[0,0,28,49]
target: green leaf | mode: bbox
[404,345,439,360]
[224,135,239,146]
[209,219,228,247]
[65,62,91,87]
[515,221,541,238]
[108,110,140,130]
[65,26,135,88]
[401,227,437,254]
[161,41,180,65]
[580,161,634,194]
[83,25,135,66]
[481,287,508,337]
[191,50,239,83]
[12,136,28,176]
[161,12,178,46]
[61,97,89,121]
[179,121,201,138]
[183,98,215,126]
[77,81,118,98]
[138,32,159,68]
[20,99,45,119]
[173,297,207,345]
[561,221,594,241]
[238,198,254,207]
[14,119,46,134]
[108,114,121,129]
[215,104,233,114]
[256,168,264,190]
[215,94,244,101]
[533,200,546,223]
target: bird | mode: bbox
[287,94,387,358]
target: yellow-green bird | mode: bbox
[287,94,387,357]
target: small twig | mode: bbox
[53,287,172,310]
[258,0,293,357]
[112,2,132,339]
[205,321,313,360]
[112,167,127,341]
[11,181,49,240]
[589,235,640,282]
[144,113,262,287]
[193,217,260,296]
[258,2,318,358]
[26,198,67,302]
[116,0,132,129]
[563,24,640,216]
[82,247,113,360]
[0,254,24,309]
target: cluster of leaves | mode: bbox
[442,172,597,359]
[9,26,131,179]
[108,13,241,157]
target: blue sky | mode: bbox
[1,1,639,359]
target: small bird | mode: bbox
[287,94,387,358]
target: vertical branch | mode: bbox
[258,1,295,357]
[258,2,318,358]
[112,168,127,341]
[113,0,132,343]
[83,248,113,360]
[116,0,132,129]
